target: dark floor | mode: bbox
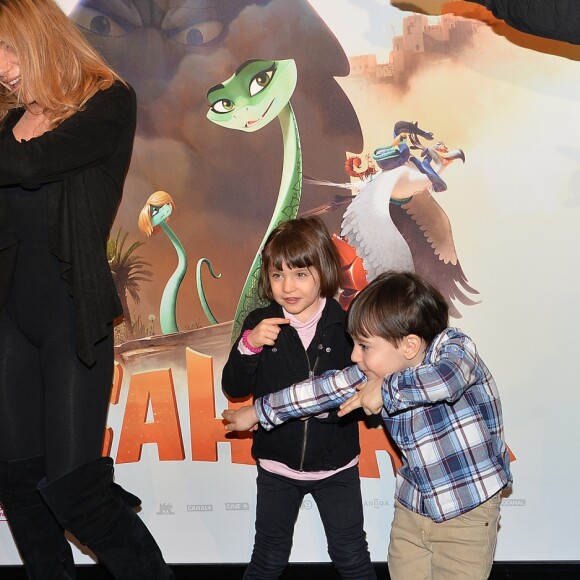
[1,562,580,579]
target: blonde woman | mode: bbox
[0,1,173,578]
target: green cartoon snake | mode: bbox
[207,58,301,341]
[138,190,220,334]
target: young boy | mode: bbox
[223,270,512,580]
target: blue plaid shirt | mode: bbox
[256,328,512,522]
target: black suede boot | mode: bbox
[0,456,75,579]
[39,457,174,580]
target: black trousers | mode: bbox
[0,253,115,576]
[244,464,376,580]
[0,184,113,479]
[0,281,113,481]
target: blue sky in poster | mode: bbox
[309,0,396,61]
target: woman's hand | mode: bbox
[222,406,260,431]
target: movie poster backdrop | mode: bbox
[1,0,579,565]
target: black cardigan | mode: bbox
[222,299,361,472]
[0,82,137,366]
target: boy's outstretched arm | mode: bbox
[338,377,384,417]
[257,365,365,428]
[222,365,366,432]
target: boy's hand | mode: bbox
[222,405,259,431]
[338,377,384,417]
[247,318,289,348]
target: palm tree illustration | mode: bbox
[107,228,153,338]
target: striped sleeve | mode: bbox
[256,365,365,430]
[383,332,481,413]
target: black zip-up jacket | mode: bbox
[222,298,360,472]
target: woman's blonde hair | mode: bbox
[138,191,175,237]
[0,0,121,127]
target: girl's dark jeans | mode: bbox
[243,463,376,580]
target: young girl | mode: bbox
[222,216,376,579]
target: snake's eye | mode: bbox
[249,69,274,96]
[210,99,235,114]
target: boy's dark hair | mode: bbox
[348,271,449,345]
[259,216,342,301]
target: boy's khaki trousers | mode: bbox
[388,492,501,580]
